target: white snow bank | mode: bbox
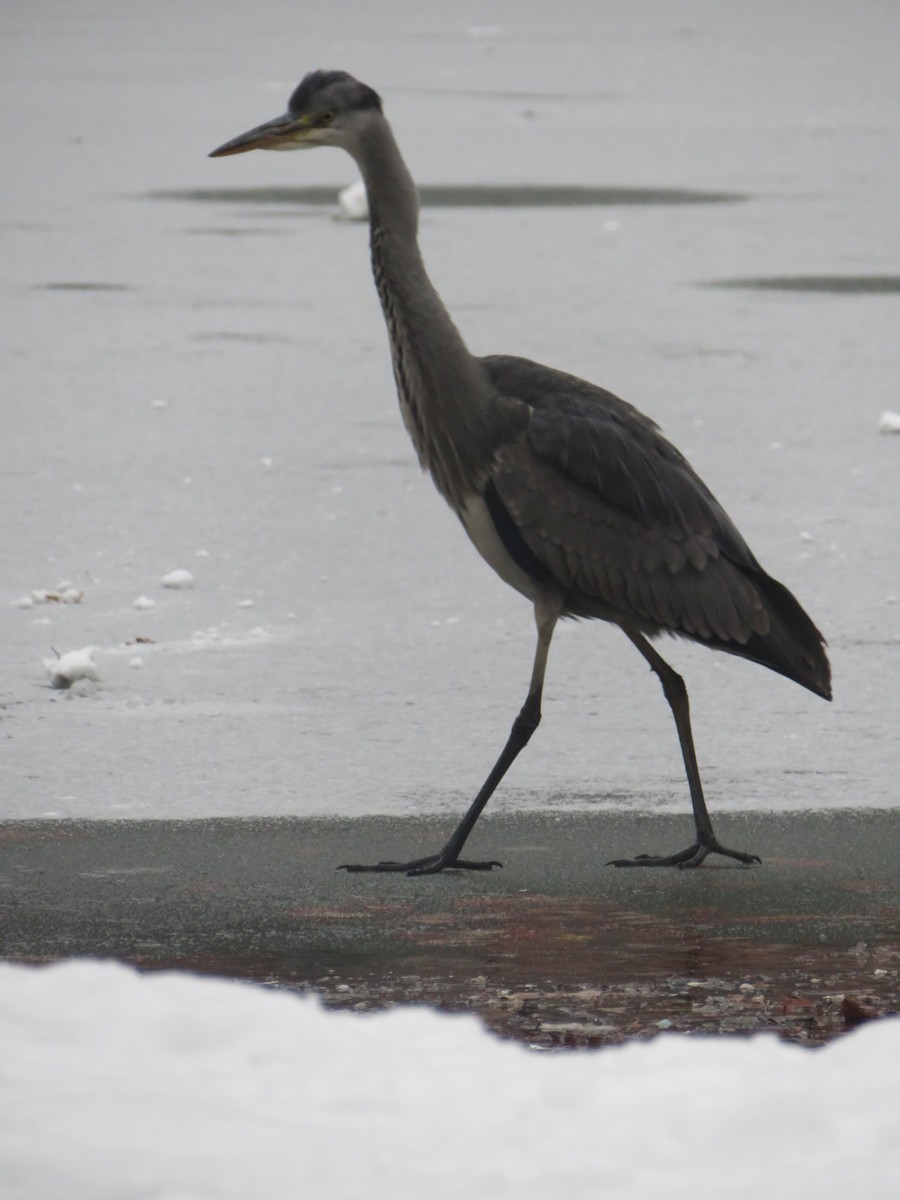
[0,961,897,1199]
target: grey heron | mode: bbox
[210,71,831,873]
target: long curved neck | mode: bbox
[350,117,500,507]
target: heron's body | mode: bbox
[211,71,830,872]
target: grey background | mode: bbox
[2,0,897,821]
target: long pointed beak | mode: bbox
[209,112,304,157]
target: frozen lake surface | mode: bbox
[3,0,898,821]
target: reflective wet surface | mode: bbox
[2,812,898,1047]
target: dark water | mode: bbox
[2,812,898,1046]
[707,276,900,294]
[146,184,749,207]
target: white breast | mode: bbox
[459,492,542,603]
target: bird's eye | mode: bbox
[317,111,335,127]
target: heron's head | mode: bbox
[209,70,382,158]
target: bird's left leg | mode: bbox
[339,594,562,876]
[607,631,761,869]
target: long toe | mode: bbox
[407,857,502,875]
[607,846,702,868]
[696,843,762,868]
[337,857,437,874]
[338,855,502,875]
[608,842,761,869]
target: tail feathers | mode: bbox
[731,570,831,699]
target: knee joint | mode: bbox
[656,665,686,707]
[514,693,542,736]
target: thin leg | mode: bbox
[607,631,761,869]
[339,595,562,876]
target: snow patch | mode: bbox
[0,961,897,1199]
[179,625,274,653]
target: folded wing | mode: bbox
[482,355,831,698]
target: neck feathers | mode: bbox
[350,118,502,507]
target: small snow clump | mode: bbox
[338,179,369,220]
[19,586,82,606]
[162,569,194,589]
[42,647,100,689]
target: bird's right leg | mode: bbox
[607,631,761,869]
[339,595,561,876]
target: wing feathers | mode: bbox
[478,354,829,697]
[489,405,772,647]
